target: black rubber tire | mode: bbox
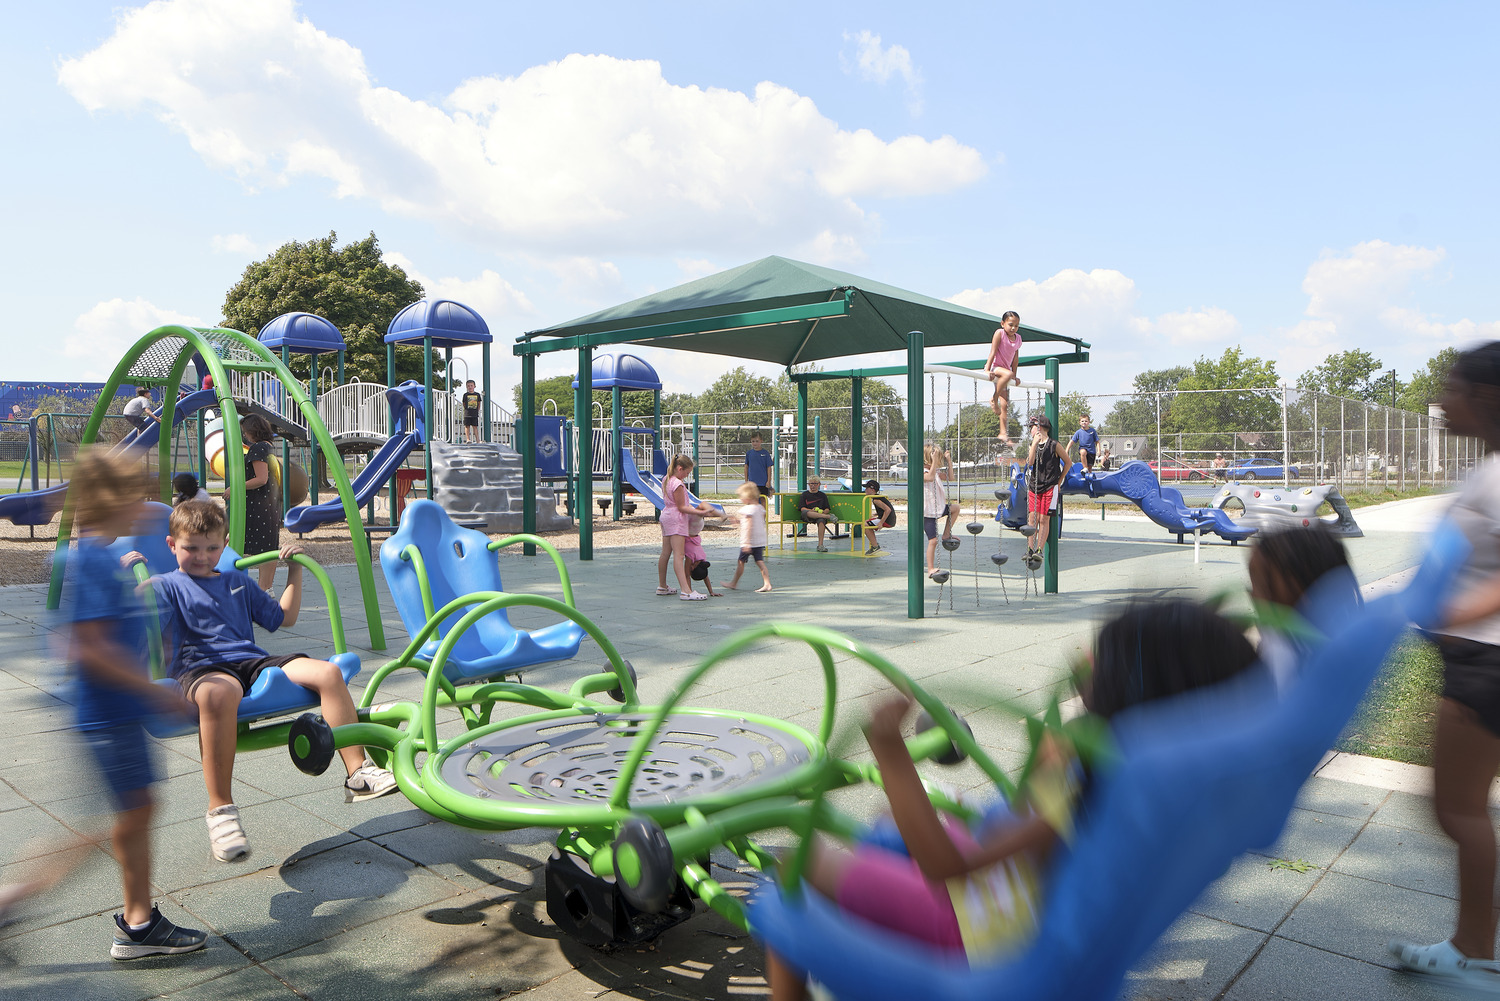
[1243,472,1257,481]
[289,713,336,776]
[607,660,639,703]
[915,707,973,766]
[614,816,675,914]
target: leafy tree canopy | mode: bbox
[512,374,656,422]
[221,232,431,386]
[1294,349,1385,401]
[1172,347,1281,450]
[1102,366,1190,438]
[1400,347,1457,411]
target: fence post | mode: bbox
[1281,385,1290,488]
[691,415,700,496]
[1154,392,1161,462]
[1401,410,1407,491]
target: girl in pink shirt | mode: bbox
[657,455,710,601]
[984,311,1022,444]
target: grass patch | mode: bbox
[1334,485,1448,509]
[1336,634,1443,765]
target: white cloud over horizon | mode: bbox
[59,0,984,259]
[842,29,924,116]
[67,298,203,380]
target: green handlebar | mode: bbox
[234,551,348,654]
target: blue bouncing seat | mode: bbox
[750,524,1470,1001]
[105,502,359,738]
[379,500,584,683]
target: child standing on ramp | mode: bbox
[1024,415,1067,571]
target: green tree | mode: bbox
[513,374,658,422]
[1400,347,1457,411]
[696,367,794,417]
[221,232,429,386]
[1172,347,1281,453]
[1294,349,1384,401]
[1101,366,1190,443]
[1056,391,1092,439]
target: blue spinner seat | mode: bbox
[379,500,584,683]
[104,501,359,737]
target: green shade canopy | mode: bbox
[517,256,1087,365]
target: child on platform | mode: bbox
[862,479,896,555]
[765,599,1260,997]
[461,379,482,443]
[1023,416,1067,569]
[923,444,961,581]
[983,311,1022,444]
[129,500,397,863]
[728,481,773,592]
[1068,414,1099,475]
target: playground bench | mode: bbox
[773,491,875,555]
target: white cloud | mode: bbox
[68,298,202,380]
[211,233,275,257]
[60,0,983,256]
[951,268,1140,338]
[842,29,923,115]
[674,258,720,281]
[1281,239,1499,377]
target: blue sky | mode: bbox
[3,0,1495,405]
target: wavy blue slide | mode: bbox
[284,430,421,533]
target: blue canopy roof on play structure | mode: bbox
[384,299,493,348]
[572,353,662,392]
[257,312,346,354]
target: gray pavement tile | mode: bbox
[1189,853,1322,933]
[1277,870,1455,966]
[1222,935,1430,1001]
[173,838,463,962]
[1123,912,1267,1001]
[0,775,27,813]
[261,889,576,1000]
[1,804,87,863]
[0,670,36,693]
[1331,821,1456,898]
[1249,806,1367,869]
[0,841,120,941]
[1294,776,1388,820]
[0,898,241,1001]
[372,821,554,891]
[283,787,437,840]
[157,963,302,1000]
[146,799,356,894]
[1369,789,1447,837]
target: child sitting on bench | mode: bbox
[798,476,838,552]
[862,480,896,555]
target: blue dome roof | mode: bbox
[573,353,661,392]
[384,299,492,348]
[257,312,345,353]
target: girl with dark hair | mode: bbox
[767,599,1259,1000]
[235,413,281,589]
[1247,523,1357,691]
[983,311,1022,445]
[1391,342,1500,989]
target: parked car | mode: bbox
[1225,456,1300,480]
[1124,458,1211,481]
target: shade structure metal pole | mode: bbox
[308,351,321,506]
[1044,357,1060,595]
[797,381,809,492]
[482,342,492,443]
[423,336,435,500]
[387,341,399,524]
[813,416,822,480]
[691,415,700,497]
[611,387,623,521]
[520,353,536,556]
[576,346,593,561]
[907,331,925,620]
[772,425,781,494]
[851,377,864,493]
[281,346,293,514]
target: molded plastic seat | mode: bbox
[379,500,584,683]
[750,525,1470,1001]
[104,502,359,737]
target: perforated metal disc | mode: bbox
[440,711,814,807]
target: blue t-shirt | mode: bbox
[64,537,152,729]
[1071,427,1099,453]
[745,448,773,487]
[151,567,285,676]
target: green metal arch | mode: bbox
[46,325,385,650]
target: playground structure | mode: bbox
[515,256,1090,618]
[997,458,1259,545]
[1209,481,1363,537]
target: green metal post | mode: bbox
[1045,356,1061,595]
[482,342,491,443]
[796,381,809,491]
[197,409,207,488]
[520,352,536,556]
[308,351,319,505]
[612,386,623,520]
[280,346,293,514]
[387,341,398,525]
[691,415,700,495]
[423,336,434,499]
[337,350,344,389]
[851,377,864,492]
[813,416,822,480]
[576,346,593,560]
[771,426,781,493]
[907,331,925,619]
[444,346,453,444]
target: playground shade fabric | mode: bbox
[525,256,1085,365]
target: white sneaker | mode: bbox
[206,804,249,862]
[1390,939,1500,992]
[344,761,398,803]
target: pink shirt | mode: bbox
[659,476,689,536]
[989,327,1021,373]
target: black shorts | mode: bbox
[1082,450,1096,462]
[1441,636,1500,737]
[755,484,771,496]
[738,546,766,563]
[464,414,480,426]
[180,652,308,700]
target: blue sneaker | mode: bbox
[110,906,207,960]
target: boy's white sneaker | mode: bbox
[344,762,398,803]
[205,804,249,862]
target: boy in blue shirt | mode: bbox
[1068,413,1099,475]
[132,501,396,863]
[15,450,207,957]
[744,432,773,507]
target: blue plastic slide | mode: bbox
[997,459,1256,543]
[618,447,723,514]
[0,389,221,528]
[284,430,421,533]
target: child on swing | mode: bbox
[983,311,1022,444]
[765,599,1260,997]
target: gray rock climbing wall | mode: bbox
[429,441,571,534]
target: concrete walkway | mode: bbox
[0,499,1472,999]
